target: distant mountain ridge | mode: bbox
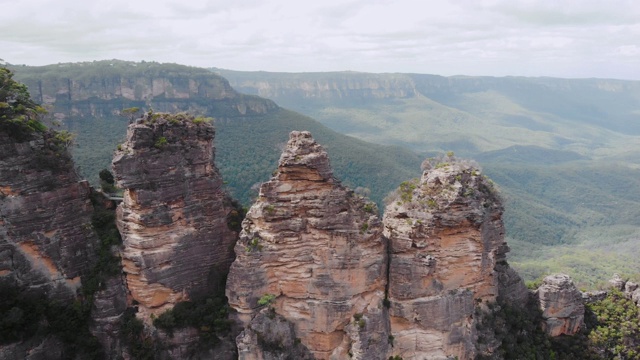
[215,68,640,158]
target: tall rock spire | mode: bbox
[383,155,527,359]
[112,112,237,319]
[226,131,389,360]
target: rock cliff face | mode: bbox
[14,61,277,121]
[0,131,98,297]
[220,71,418,101]
[0,128,101,357]
[382,156,527,360]
[536,274,585,336]
[112,112,237,319]
[226,131,388,359]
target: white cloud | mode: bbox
[1,0,639,79]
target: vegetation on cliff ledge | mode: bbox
[476,290,640,360]
[0,67,48,141]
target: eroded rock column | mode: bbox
[0,131,98,298]
[226,131,388,359]
[383,156,527,360]
[112,112,237,319]
[537,274,585,336]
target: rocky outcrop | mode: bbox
[112,112,237,319]
[537,274,584,337]
[382,156,527,360]
[90,275,129,356]
[0,131,99,297]
[226,131,388,359]
[236,308,315,360]
[600,274,640,307]
[609,273,626,291]
[0,126,102,357]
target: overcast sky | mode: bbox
[2,0,639,79]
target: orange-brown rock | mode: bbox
[112,112,237,319]
[0,130,98,298]
[226,131,389,359]
[383,156,527,360]
[0,127,101,358]
[537,274,585,337]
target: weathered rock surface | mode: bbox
[236,308,315,360]
[0,335,66,360]
[0,128,101,357]
[226,131,388,359]
[90,275,129,356]
[609,273,626,291]
[600,275,640,307]
[112,112,237,319]
[382,156,527,359]
[537,274,585,337]
[0,131,99,297]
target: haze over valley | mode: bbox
[2,1,640,358]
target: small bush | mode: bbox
[154,136,168,149]
[246,237,263,252]
[363,202,376,214]
[153,297,231,345]
[193,116,213,124]
[398,179,418,203]
[257,293,276,307]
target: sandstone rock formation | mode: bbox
[537,274,585,336]
[382,156,527,360]
[90,275,129,356]
[236,308,315,360]
[0,131,99,297]
[112,112,237,319]
[0,125,102,358]
[226,131,388,359]
[601,274,640,307]
[14,61,277,122]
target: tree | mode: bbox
[99,169,116,193]
[99,169,115,185]
[120,107,141,122]
[0,67,47,140]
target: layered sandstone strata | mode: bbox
[112,112,237,319]
[382,156,527,360]
[537,274,585,336]
[0,131,98,297]
[226,131,388,359]
[0,129,100,358]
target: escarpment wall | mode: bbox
[226,131,389,359]
[112,112,237,319]
[13,61,278,122]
